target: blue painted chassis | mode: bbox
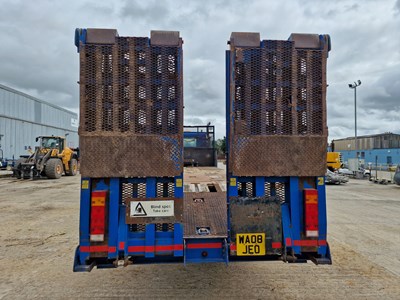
[73,175,228,271]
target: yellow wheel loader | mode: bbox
[13,136,79,179]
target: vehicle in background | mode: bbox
[13,136,79,179]
[363,168,371,178]
[183,125,217,167]
[337,168,353,176]
[325,169,349,185]
[327,152,342,171]
[394,165,400,185]
[0,149,6,169]
[338,167,370,178]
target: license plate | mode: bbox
[236,233,265,256]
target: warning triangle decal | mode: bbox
[133,202,147,216]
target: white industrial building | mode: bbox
[0,84,78,161]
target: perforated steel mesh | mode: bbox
[79,35,183,177]
[156,182,175,198]
[238,182,254,197]
[121,182,147,203]
[265,182,285,203]
[229,37,328,176]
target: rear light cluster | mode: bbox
[304,189,318,238]
[90,191,107,242]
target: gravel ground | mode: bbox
[0,174,399,299]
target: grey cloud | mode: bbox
[348,3,359,11]
[120,0,170,24]
[362,66,400,110]
[184,117,204,125]
[79,2,115,15]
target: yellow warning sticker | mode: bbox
[230,177,237,186]
[176,178,183,187]
[82,180,89,189]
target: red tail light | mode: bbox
[304,189,318,238]
[90,191,107,242]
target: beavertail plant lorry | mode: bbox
[73,29,331,271]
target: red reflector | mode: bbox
[293,240,327,247]
[80,246,116,253]
[119,242,125,250]
[272,242,282,249]
[186,243,222,249]
[304,189,318,238]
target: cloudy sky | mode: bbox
[0,0,399,141]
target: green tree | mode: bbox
[215,136,226,156]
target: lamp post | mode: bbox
[348,80,361,173]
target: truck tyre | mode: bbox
[45,158,63,179]
[66,158,78,176]
[13,158,26,179]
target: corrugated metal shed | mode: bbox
[333,133,400,151]
[0,84,78,160]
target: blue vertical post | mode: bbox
[226,49,234,243]
[145,178,156,258]
[228,176,238,197]
[108,178,119,258]
[145,223,155,258]
[174,175,184,257]
[255,176,265,197]
[289,177,301,254]
[79,178,91,245]
[316,176,328,256]
[281,203,293,248]
[79,177,91,262]
[226,50,231,180]
[174,174,183,198]
[118,203,127,256]
[173,223,184,257]
[146,177,156,198]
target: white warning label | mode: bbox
[130,200,174,217]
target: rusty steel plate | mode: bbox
[79,134,182,178]
[229,135,327,177]
[184,192,227,238]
